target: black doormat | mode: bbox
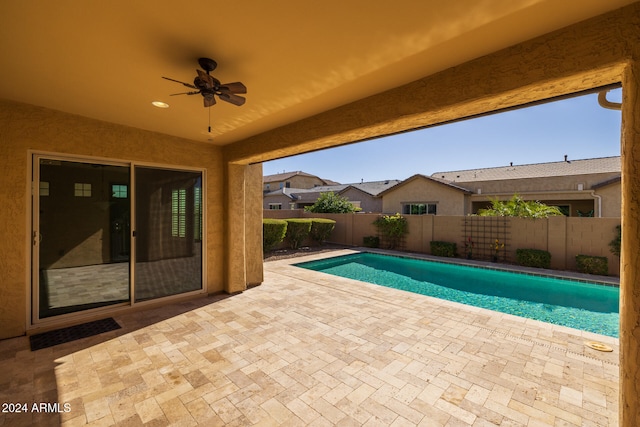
[30,317,121,351]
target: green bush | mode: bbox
[430,241,457,258]
[304,192,359,213]
[309,218,336,244]
[263,219,287,252]
[477,194,564,218]
[515,248,551,269]
[373,214,408,249]
[363,236,380,248]
[576,254,608,276]
[284,219,313,249]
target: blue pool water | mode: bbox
[295,253,619,337]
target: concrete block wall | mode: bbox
[264,211,621,276]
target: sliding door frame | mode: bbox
[29,151,207,329]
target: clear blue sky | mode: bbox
[263,89,622,184]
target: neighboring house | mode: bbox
[376,156,621,217]
[263,180,401,212]
[432,156,621,217]
[378,175,473,216]
[263,171,337,193]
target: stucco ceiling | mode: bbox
[0,1,635,145]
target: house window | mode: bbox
[269,203,282,210]
[172,189,187,237]
[111,184,128,198]
[74,183,91,197]
[265,183,271,191]
[403,203,437,215]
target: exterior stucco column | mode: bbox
[620,59,640,426]
[245,163,265,286]
[225,162,264,294]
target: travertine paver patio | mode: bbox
[0,249,619,426]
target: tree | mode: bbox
[476,194,564,218]
[304,192,359,213]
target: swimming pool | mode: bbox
[295,252,620,337]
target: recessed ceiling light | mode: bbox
[152,101,169,108]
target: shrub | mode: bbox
[515,248,551,269]
[263,219,287,252]
[576,254,608,276]
[477,194,564,218]
[609,225,621,257]
[309,218,336,244]
[430,241,457,258]
[362,236,380,248]
[373,214,408,249]
[284,219,313,249]
[304,192,359,213]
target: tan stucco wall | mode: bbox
[454,173,620,194]
[0,99,225,339]
[340,188,382,213]
[461,174,622,217]
[597,182,623,218]
[263,194,295,209]
[381,177,467,215]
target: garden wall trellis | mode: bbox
[462,216,510,262]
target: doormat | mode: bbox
[30,317,121,351]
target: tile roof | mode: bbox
[263,170,338,185]
[379,174,473,195]
[263,180,402,201]
[431,156,620,183]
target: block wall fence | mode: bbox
[263,211,621,276]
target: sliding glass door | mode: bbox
[33,156,204,322]
[35,158,131,318]
[134,167,203,301]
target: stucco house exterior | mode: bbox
[379,175,473,215]
[263,171,336,193]
[379,156,621,217]
[434,156,621,217]
[3,3,640,422]
[264,179,400,212]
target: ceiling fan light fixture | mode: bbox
[152,101,170,108]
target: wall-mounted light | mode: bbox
[151,101,169,108]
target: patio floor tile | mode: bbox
[0,249,620,426]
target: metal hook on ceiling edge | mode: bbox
[598,90,622,110]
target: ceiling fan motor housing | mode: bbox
[198,57,217,72]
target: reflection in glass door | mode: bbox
[134,167,203,301]
[33,157,204,321]
[35,158,131,318]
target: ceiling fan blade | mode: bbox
[203,95,216,107]
[162,76,197,89]
[170,91,201,96]
[217,92,246,106]
[219,82,247,94]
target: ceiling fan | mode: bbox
[162,58,247,107]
